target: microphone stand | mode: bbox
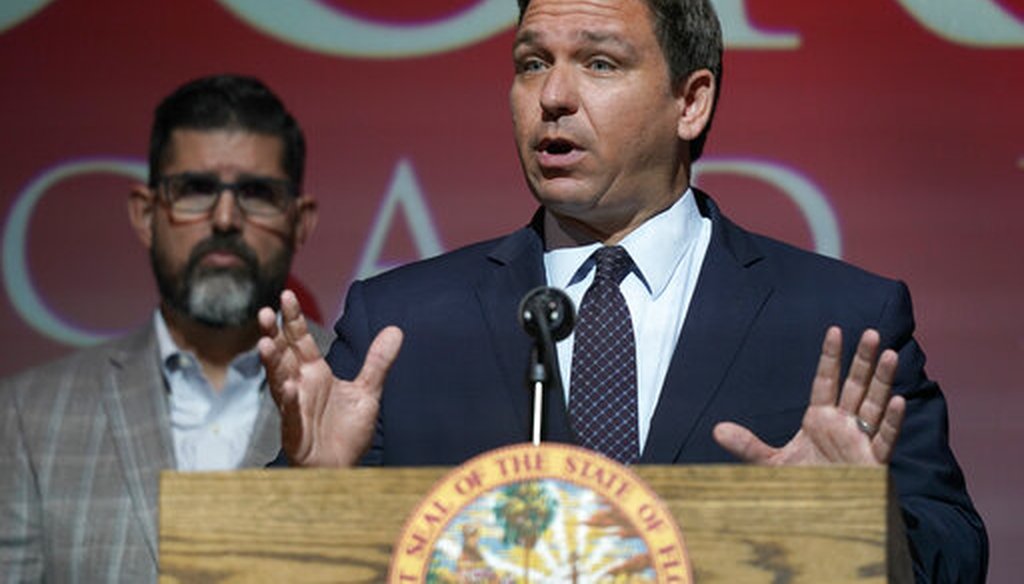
[520,288,574,446]
[527,316,561,446]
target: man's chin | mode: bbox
[186,302,255,329]
[533,184,606,223]
[185,273,257,328]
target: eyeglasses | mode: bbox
[156,173,297,220]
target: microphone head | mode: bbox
[519,286,575,342]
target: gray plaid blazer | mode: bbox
[0,320,332,582]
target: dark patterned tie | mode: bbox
[568,246,639,464]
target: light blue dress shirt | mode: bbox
[154,311,264,471]
[543,189,712,450]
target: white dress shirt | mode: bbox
[154,311,264,471]
[543,189,712,451]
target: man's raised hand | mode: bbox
[713,326,906,466]
[257,290,403,467]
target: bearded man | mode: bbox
[0,74,326,582]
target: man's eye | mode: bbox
[588,58,615,72]
[238,181,277,202]
[517,58,546,73]
[179,178,219,196]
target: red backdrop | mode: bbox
[1,1,1021,580]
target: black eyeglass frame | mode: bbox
[154,172,299,219]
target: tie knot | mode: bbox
[592,246,633,285]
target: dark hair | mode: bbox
[147,74,305,188]
[517,0,723,161]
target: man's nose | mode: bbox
[539,64,579,121]
[210,189,244,231]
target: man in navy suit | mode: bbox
[258,0,987,581]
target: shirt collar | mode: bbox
[545,188,703,299]
[153,310,263,382]
[154,310,183,371]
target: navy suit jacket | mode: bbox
[326,191,986,582]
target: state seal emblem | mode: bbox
[390,443,692,583]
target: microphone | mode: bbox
[519,286,575,343]
[518,287,575,446]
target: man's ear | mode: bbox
[292,194,319,248]
[675,68,716,144]
[128,184,156,250]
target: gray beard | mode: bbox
[186,271,256,327]
[150,228,293,330]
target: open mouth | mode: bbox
[534,136,584,172]
[538,137,577,155]
[544,139,574,154]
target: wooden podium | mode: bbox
[159,465,909,582]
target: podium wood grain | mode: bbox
[159,465,891,583]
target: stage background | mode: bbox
[1,1,1021,580]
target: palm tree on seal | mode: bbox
[494,481,557,584]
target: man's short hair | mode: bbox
[148,74,305,188]
[516,0,723,161]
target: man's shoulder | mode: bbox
[704,193,902,293]
[358,225,539,293]
[748,229,902,297]
[1,324,156,400]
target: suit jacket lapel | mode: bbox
[241,386,281,467]
[100,324,175,562]
[641,194,774,463]
[474,212,573,443]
